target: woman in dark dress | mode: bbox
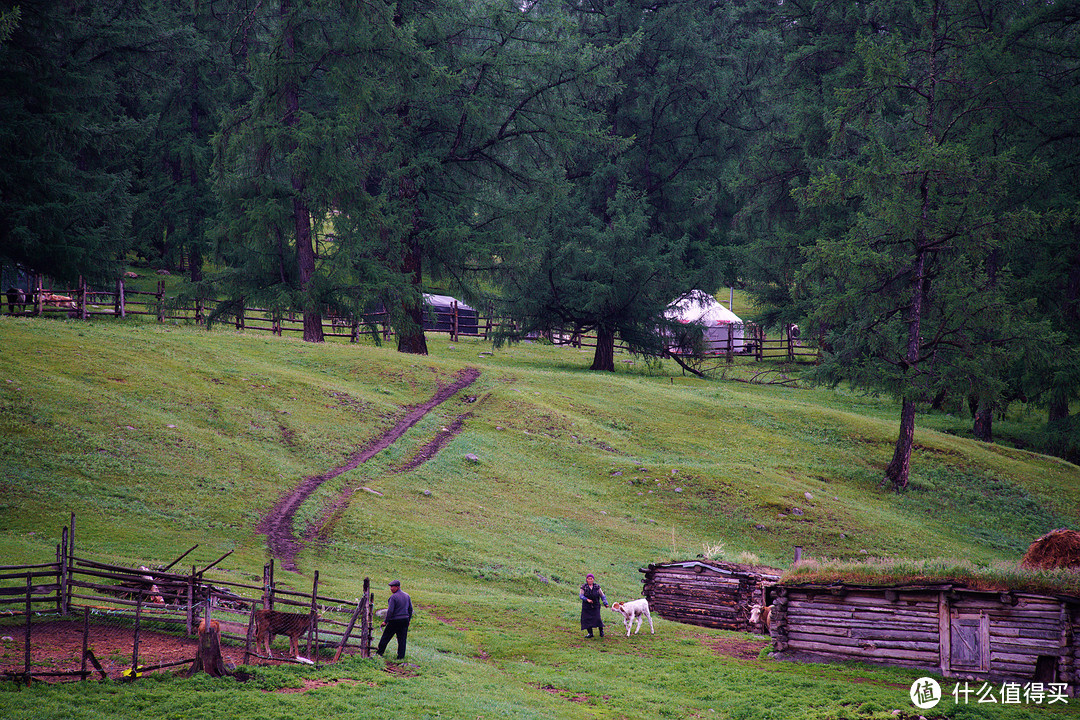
[579,573,608,638]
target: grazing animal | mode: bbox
[610,599,654,637]
[749,604,772,631]
[255,609,314,658]
[6,287,25,314]
[138,566,166,604]
[198,618,220,635]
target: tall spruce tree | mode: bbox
[498,0,763,371]
[0,0,155,283]
[210,0,411,342]
[381,0,621,355]
[771,1,1056,488]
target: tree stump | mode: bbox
[188,619,229,677]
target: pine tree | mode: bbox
[498,0,763,371]
[787,1,1057,488]
[0,0,152,283]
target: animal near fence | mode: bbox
[0,515,374,685]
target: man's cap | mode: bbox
[585,573,594,579]
[389,579,401,587]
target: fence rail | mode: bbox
[4,273,817,364]
[0,514,374,685]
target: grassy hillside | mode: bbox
[1,315,1077,719]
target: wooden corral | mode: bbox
[639,561,781,632]
[770,582,1077,687]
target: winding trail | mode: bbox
[258,366,481,571]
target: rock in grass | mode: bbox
[465,453,480,463]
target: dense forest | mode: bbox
[2,0,1079,485]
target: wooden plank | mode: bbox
[787,597,938,613]
[990,627,1060,642]
[991,649,1062,664]
[787,632,939,653]
[786,639,939,662]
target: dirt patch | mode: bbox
[704,635,770,661]
[540,683,590,702]
[0,619,345,684]
[259,367,481,571]
[0,620,232,681]
[396,411,472,472]
[383,661,420,677]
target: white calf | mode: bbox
[610,599,654,637]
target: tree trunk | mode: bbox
[1049,395,1070,423]
[188,620,228,677]
[591,326,616,371]
[973,397,993,442]
[396,238,428,355]
[885,398,916,490]
[281,0,323,343]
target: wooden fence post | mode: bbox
[69,512,75,567]
[263,560,275,610]
[116,277,126,318]
[77,276,87,320]
[34,274,43,316]
[59,525,69,614]
[81,607,90,678]
[360,577,372,658]
[131,593,143,678]
[187,566,195,636]
[24,573,32,683]
[308,571,319,662]
[726,324,734,364]
[156,280,165,323]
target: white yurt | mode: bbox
[665,290,745,354]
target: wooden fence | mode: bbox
[0,514,374,684]
[4,273,816,363]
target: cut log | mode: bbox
[188,619,229,677]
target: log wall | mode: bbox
[640,561,780,632]
[771,583,1078,687]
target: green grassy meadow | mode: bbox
[1,314,1078,719]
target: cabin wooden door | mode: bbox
[950,613,990,672]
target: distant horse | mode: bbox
[6,287,25,315]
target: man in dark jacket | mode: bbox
[377,579,413,659]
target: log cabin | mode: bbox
[639,560,781,632]
[770,582,1077,688]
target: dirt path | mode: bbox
[258,366,481,571]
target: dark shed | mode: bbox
[640,560,781,632]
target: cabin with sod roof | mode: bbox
[769,581,1078,688]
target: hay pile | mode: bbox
[1021,529,1080,570]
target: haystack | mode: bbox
[1020,528,1080,570]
